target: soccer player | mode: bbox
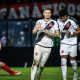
[57,8,80,80]
[31,8,60,80]
[0,42,21,76]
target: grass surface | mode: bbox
[0,67,80,80]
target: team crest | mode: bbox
[35,52,38,56]
[61,50,64,54]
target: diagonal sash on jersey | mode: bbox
[62,21,71,33]
[35,21,54,44]
[61,21,71,40]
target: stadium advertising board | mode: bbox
[0,1,80,20]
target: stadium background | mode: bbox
[0,0,80,67]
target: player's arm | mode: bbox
[65,20,80,36]
[71,27,80,36]
[54,30,60,37]
[43,29,53,37]
[43,21,60,37]
[43,29,60,37]
[63,27,80,36]
[32,23,42,35]
[70,18,80,35]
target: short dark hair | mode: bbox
[58,8,68,17]
[43,8,52,13]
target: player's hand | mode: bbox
[32,23,42,34]
[43,29,49,34]
[65,31,71,35]
[35,23,42,31]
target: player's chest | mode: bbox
[59,21,72,30]
[40,22,51,30]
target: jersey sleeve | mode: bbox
[34,20,42,29]
[35,20,40,25]
[72,20,79,29]
[70,17,79,29]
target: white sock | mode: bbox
[70,60,78,80]
[37,67,44,80]
[61,58,67,80]
[31,65,37,80]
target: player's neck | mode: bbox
[44,18,52,22]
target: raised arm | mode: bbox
[32,23,42,35]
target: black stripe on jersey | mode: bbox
[35,21,54,44]
[44,21,54,30]
[35,31,45,43]
[36,44,52,48]
[63,21,71,30]
[61,42,77,46]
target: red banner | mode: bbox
[0,1,80,19]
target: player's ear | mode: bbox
[43,12,45,16]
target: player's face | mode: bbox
[43,10,52,19]
[60,15,68,22]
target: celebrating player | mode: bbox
[57,8,80,80]
[31,8,60,80]
[0,42,21,76]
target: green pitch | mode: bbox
[0,67,80,80]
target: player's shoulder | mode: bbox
[50,19,59,27]
[50,19,57,24]
[56,18,61,22]
[69,16,78,24]
[56,18,62,25]
[36,19,44,22]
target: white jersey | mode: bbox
[35,19,58,47]
[57,17,79,45]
